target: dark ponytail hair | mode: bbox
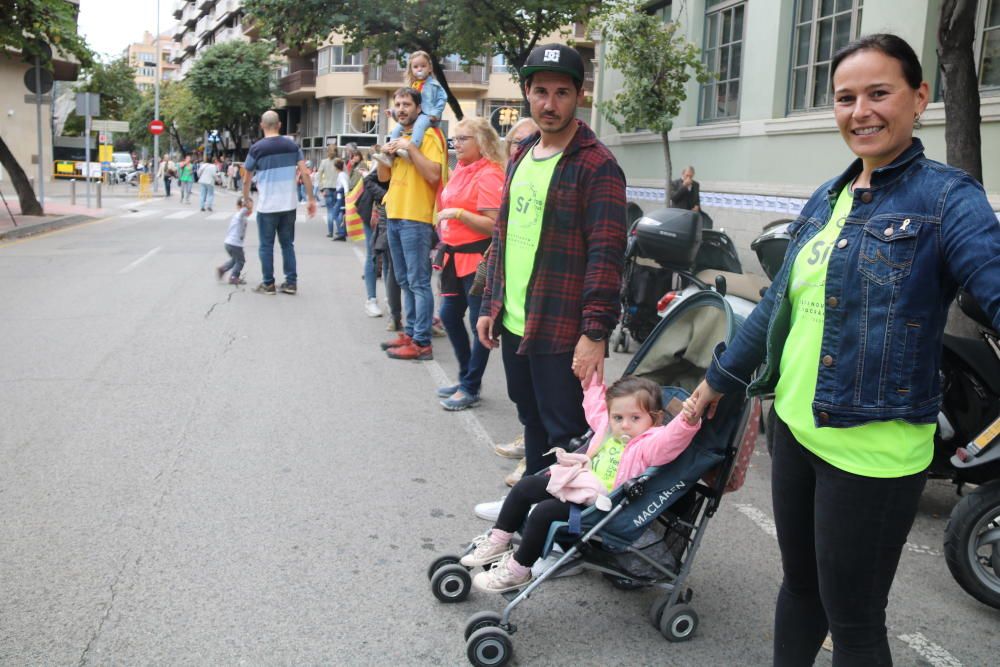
[831,33,924,90]
[605,376,665,425]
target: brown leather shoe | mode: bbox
[379,333,412,350]
[386,342,433,361]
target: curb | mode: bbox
[0,214,97,242]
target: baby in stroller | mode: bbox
[462,374,701,593]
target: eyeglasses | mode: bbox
[453,135,475,144]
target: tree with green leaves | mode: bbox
[0,0,93,215]
[185,40,277,158]
[127,82,206,158]
[63,56,142,137]
[243,0,596,119]
[596,1,709,205]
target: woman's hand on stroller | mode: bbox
[685,379,724,423]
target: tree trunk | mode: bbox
[0,133,43,216]
[938,0,982,183]
[428,54,464,121]
[662,132,673,207]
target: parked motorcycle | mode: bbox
[751,220,1000,610]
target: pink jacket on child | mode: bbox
[584,376,700,488]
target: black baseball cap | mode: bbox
[519,44,585,84]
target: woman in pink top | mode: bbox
[461,375,701,593]
[434,118,506,411]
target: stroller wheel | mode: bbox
[648,594,670,628]
[659,603,699,642]
[431,564,472,603]
[466,626,514,667]
[427,554,463,580]
[613,329,630,354]
[464,610,503,640]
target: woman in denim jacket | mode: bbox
[687,34,1000,666]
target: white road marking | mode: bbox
[165,211,197,219]
[118,246,161,274]
[904,542,943,557]
[120,209,159,219]
[733,503,778,539]
[117,198,155,209]
[349,244,496,451]
[897,633,963,667]
[208,211,229,220]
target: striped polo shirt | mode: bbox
[244,135,303,213]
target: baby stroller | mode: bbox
[616,208,743,353]
[427,290,762,666]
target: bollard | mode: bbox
[96,181,102,209]
[70,179,77,206]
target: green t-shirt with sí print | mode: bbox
[502,147,561,337]
[773,185,933,478]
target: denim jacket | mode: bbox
[417,76,447,119]
[707,139,1000,428]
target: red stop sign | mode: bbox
[149,120,165,135]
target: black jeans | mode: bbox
[771,416,926,667]
[500,328,587,475]
[495,474,568,567]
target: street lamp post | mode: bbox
[153,0,161,193]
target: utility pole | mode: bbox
[153,0,161,193]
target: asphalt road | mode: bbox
[1,189,995,665]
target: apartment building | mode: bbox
[0,0,82,185]
[171,0,249,79]
[124,31,179,92]
[593,0,1000,268]
[274,27,596,164]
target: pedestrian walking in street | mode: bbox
[333,158,350,241]
[376,51,447,166]
[684,34,1000,666]
[357,168,389,318]
[178,155,194,203]
[241,110,316,295]
[463,374,700,593]
[377,87,448,361]
[157,154,175,197]
[434,117,505,412]
[318,146,339,237]
[474,44,627,519]
[198,157,220,212]
[215,197,250,285]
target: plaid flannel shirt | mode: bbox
[481,120,627,355]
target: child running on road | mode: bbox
[463,375,701,593]
[215,197,250,285]
[378,50,447,164]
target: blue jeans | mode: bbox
[389,112,434,148]
[297,182,305,202]
[199,183,214,210]
[771,416,926,666]
[257,210,297,285]
[439,272,490,395]
[323,189,337,235]
[387,218,433,346]
[333,188,346,238]
[362,217,377,299]
[500,328,588,475]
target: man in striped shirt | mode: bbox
[242,110,316,295]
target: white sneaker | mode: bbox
[474,497,506,522]
[471,552,534,593]
[373,152,393,168]
[460,533,513,567]
[396,148,411,162]
[364,298,382,317]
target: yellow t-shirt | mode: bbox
[773,185,933,478]
[590,435,626,492]
[384,129,445,224]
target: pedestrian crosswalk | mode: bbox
[114,206,311,223]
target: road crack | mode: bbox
[204,287,242,319]
[76,550,133,666]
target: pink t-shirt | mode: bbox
[437,157,504,277]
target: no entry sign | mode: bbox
[149,120,165,135]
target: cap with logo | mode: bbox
[519,44,585,84]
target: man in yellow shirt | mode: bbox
[377,87,447,360]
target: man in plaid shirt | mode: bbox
[477,44,627,479]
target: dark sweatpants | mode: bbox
[221,243,245,278]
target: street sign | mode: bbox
[99,133,107,144]
[24,67,53,95]
[76,93,100,117]
[149,120,165,135]
[91,119,128,133]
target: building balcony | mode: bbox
[172,1,186,20]
[184,6,198,27]
[197,0,215,12]
[172,21,187,41]
[196,16,211,37]
[365,60,488,90]
[280,69,317,102]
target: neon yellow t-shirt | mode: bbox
[590,436,625,492]
[384,129,445,224]
[773,185,934,478]
[502,147,561,336]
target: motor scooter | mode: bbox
[750,221,1000,610]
